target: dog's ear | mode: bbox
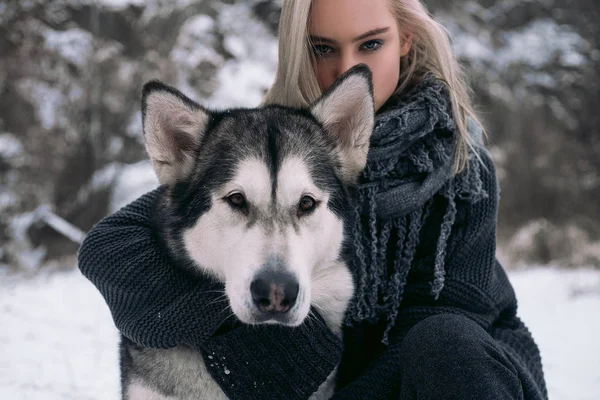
[141,81,210,185]
[310,64,375,183]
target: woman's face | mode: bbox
[309,0,412,111]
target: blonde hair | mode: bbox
[262,0,484,174]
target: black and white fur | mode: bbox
[120,65,375,400]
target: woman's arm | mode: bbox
[78,188,342,399]
[78,187,227,348]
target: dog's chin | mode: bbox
[253,313,296,326]
[235,308,308,327]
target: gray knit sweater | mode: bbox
[78,77,547,399]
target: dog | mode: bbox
[119,64,375,399]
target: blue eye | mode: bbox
[312,44,334,56]
[360,39,383,51]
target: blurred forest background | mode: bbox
[1,0,599,273]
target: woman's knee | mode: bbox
[398,314,523,399]
[401,314,488,361]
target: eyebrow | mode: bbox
[310,27,391,44]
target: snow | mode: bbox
[0,190,17,212]
[96,0,145,9]
[167,4,278,109]
[31,206,86,245]
[0,271,120,399]
[498,20,588,69]
[8,212,47,271]
[204,4,278,109]
[109,160,159,213]
[443,16,589,73]
[125,111,143,140]
[0,133,23,159]
[170,15,221,71]
[15,80,65,131]
[70,163,123,215]
[68,0,145,11]
[511,267,600,400]
[43,28,93,69]
[0,266,598,399]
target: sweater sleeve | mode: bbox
[332,150,517,399]
[77,187,227,349]
[78,188,342,399]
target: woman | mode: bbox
[78,0,548,399]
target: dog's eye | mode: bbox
[226,193,247,210]
[298,195,317,216]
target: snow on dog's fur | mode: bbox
[121,65,375,399]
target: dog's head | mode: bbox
[141,65,374,326]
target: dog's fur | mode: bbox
[120,65,375,399]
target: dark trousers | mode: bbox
[399,314,524,400]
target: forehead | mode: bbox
[209,107,324,159]
[200,107,339,193]
[309,0,397,37]
[221,156,325,206]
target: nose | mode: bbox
[250,270,299,314]
[335,53,359,80]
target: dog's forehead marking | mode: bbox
[216,155,326,215]
[277,157,325,206]
[220,157,271,207]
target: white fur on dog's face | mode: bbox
[183,156,345,326]
[143,66,373,329]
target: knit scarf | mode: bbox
[343,75,489,343]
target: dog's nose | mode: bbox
[250,271,299,314]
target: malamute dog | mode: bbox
[120,65,375,399]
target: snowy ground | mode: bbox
[1,266,599,399]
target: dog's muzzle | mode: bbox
[250,270,299,318]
